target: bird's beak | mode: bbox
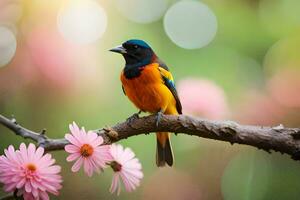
[109,45,127,54]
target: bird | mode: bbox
[110,39,182,167]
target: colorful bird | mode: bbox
[110,39,182,167]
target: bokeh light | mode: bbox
[27,26,76,88]
[163,1,217,49]
[222,150,300,200]
[263,36,300,76]
[115,0,169,24]
[177,78,228,119]
[222,151,272,200]
[143,168,202,200]
[57,0,107,45]
[259,0,300,38]
[1,0,300,199]
[268,69,300,108]
[0,26,17,68]
[235,90,285,125]
[0,0,22,24]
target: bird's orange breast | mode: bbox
[120,63,174,113]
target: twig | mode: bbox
[1,114,300,160]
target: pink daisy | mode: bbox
[65,122,112,177]
[0,143,62,200]
[109,144,143,195]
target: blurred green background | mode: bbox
[1,0,300,199]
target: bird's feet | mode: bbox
[126,110,142,123]
[155,110,163,127]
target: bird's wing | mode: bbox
[158,66,182,114]
[156,57,169,71]
[122,85,126,95]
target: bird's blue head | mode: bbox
[125,39,151,49]
[110,39,155,68]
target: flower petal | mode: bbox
[71,157,83,172]
[83,159,93,177]
[66,153,81,162]
[27,143,36,162]
[65,134,81,147]
[34,147,45,162]
[110,173,120,195]
[87,131,98,143]
[65,144,79,153]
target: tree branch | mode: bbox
[1,114,300,160]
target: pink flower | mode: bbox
[109,144,143,195]
[65,122,112,177]
[177,78,229,119]
[0,143,62,200]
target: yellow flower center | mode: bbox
[26,163,37,172]
[80,144,94,157]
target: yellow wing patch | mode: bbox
[158,67,174,82]
[158,67,182,114]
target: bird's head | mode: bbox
[110,39,155,67]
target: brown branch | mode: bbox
[0,114,69,151]
[1,114,300,160]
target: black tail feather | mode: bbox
[156,137,174,167]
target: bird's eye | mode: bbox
[134,45,138,49]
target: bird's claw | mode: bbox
[155,111,163,127]
[126,111,141,123]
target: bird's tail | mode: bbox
[156,132,173,167]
